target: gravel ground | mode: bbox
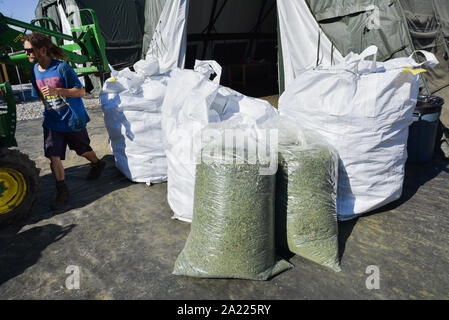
[12,97,101,121]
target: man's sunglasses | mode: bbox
[24,48,34,54]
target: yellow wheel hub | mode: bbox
[0,168,27,215]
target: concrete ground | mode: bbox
[0,105,448,300]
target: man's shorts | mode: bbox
[44,128,93,160]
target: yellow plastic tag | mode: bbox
[109,78,117,82]
[402,68,427,75]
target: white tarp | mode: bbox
[146,0,188,73]
[57,1,72,45]
[279,46,438,221]
[277,1,345,88]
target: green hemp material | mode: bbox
[276,141,341,272]
[174,144,293,280]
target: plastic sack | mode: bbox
[102,67,145,94]
[133,58,160,78]
[193,59,222,83]
[279,46,439,221]
[161,67,219,222]
[173,117,292,280]
[161,61,278,222]
[273,117,340,272]
[100,68,169,184]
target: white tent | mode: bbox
[145,0,344,94]
[38,0,449,111]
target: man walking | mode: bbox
[24,32,105,210]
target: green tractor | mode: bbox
[0,82,39,227]
[0,10,109,227]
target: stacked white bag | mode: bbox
[161,60,278,222]
[100,58,169,184]
[279,46,438,221]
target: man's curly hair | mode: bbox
[22,32,67,60]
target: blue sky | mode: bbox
[1,0,40,23]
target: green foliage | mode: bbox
[174,149,292,280]
[276,143,341,272]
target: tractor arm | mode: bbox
[0,11,110,74]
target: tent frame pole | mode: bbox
[276,5,284,95]
[248,0,272,58]
[202,0,219,59]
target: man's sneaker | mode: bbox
[51,181,69,211]
[86,159,106,180]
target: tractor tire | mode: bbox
[0,149,40,228]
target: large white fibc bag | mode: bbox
[161,61,278,222]
[279,46,438,221]
[100,62,169,184]
[161,67,219,222]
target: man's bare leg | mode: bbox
[81,150,99,164]
[49,156,65,181]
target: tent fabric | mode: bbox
[74,0,145,69]
[400,0,449,125]
[401,0,449,38]
[145,0,188,73]
[277,1,344,89]
[307,0,378,22]
[142,0,166,60]
[35,0,146,69]
[435,0,449,37]
[34,0,63,35]
[306,0,415,62]
[33,0,449,119]
[400,0,449,92]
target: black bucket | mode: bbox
[407,95,445,163]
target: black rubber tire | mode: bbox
[0,149,40,228]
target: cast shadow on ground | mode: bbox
[27,154,134,222]
[0,155,135,287]
[0,223,75,286]
[337,159,448,259]
[337,218,358,262]
[362,159,449,218]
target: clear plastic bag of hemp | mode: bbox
[173,115,293,280]
[274,116,341,272]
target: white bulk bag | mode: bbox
[161,61,278,222]
[133,58,160,78]
[161,67,220,222]
[279,46,438,221]
[100,70,169,184]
